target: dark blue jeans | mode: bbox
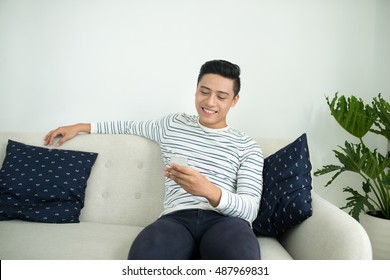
[128,209,261,260]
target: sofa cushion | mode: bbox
[252,133,312,237]
[0,220,293,260]
[0,140,98,223]
[0,220,141,260]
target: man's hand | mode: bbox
[164,164,222,207]
[44,123,91,146]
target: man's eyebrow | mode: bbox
[199,86,230,95]
[200,86,211,91]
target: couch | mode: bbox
[0,132,372,260]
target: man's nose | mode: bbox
[205,93,217,106]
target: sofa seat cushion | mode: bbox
[0,220,142,260]
[0,220,293,260]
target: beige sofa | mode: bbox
[0,132,372,259]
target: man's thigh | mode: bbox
[128,217,196,260]
[199,217,261,260]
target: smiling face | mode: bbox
[195,73,239,129]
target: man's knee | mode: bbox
[128,218,195,260]
[200,217,260,260]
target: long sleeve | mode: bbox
[90,118,165,144]
[216,145,263,223]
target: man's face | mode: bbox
[195,73,239,129]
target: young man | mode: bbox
[44,60,264,259]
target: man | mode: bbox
[44,60,263,259]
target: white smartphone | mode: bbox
[170,156,188,167]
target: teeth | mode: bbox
[203,107,216,114]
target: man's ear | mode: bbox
[231,95,240,108]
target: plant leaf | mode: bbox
[335,142,390,180]
[370,93,390,142]
[314,165,345,187]
[359,146,390,180]
[362,180,371,193]
[342,186,375,221]
[381,174,390,190]
[326,93,376,138]
[314,164,342,176]
[334,143,362,173]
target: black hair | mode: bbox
[197,60,241,97]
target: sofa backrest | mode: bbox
[0,132,293,227]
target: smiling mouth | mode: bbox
[202,107,218,115]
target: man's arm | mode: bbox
[216,148,264,223]
[44,114,175,146]
[90,116,171,144]
[44,123,91,146]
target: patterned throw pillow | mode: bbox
[0,140,98,223]
[252,133,312,237]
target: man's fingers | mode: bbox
[168,165,187,178]
[44,129,64,146]
[169,164,191,175]
[56,135,67,146]
[165,166,188,182]
[44,131,55,145]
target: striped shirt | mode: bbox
[91,113,263,223]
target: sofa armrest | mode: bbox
[278,192,372,259]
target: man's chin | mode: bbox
[199,117,226,129]
[199,117,213,126]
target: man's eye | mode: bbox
[218,96,227,100]
[201,91,209,95]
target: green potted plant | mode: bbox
[314,92,390,259]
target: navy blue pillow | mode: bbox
[252,133,313,237]
[0,140,98,223]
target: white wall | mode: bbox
[0,0,389,207]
